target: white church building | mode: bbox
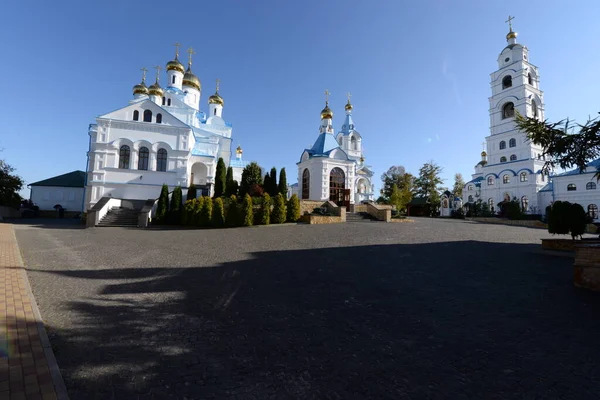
[295,94,374,207]
[84,45,248,211]
[463,20,599,221]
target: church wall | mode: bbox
[553,175,600,221]
[31,186,84,212]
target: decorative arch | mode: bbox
[119,145,131,169]
[302,169,310,199]
[143,109,152,122]
[499,141,507,150]
[329,148,349,160]
[510,154,517,161]
[133,110,139,121]
[138,147,149,170]
[329,167,345,206]
[500,156,507,163]
[587,182,597,190]
[502,102,515,119]
[485,173,499,179]
[151,141,173,152]
[156,148,168,172]
[509,138,516,148]
[502,75,512,89]
[517,168,535,175]
[498,169,517,177]
[132,140,152,151]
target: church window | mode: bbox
[329,168,345,206]
[531,100,538,118]
[157,149,168,172]
[488,198,494,211]
[502,102,515,119]
[503,175,510,184]
[509,138,516,148]
[499,141,506,150]
[214,109,217,116]
[567,183,576,191]
[172,76,176,84]
[510,154,517,161]
[468,185,473,191]
[133,110,139,121]
[487,176,495,186]
[587,182,597,190]
[588,204,599,219]
[504,57,510,63]
[302,169,310,199]
[156,113,162,124]
[167,99,172,106]
[468,195,473,202]
[143,110,152,122]
[528,73,533,86]
[502,75,512,89]
[138,147,149,170]
[521,196,529,211]
[351,136,357,150]
[119,145,131,169]
[500,156,507,163]
[520,172,527,182]
[162,97,166,105]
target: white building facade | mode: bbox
[296,97,374,207]
[29,170,86,212]
[84,48,248,211]
[463,25,548,214]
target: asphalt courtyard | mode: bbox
[13,218,600,399]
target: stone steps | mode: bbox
[97,207,139,227]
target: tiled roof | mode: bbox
[29,170,86,188]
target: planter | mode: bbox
[573,244,600,291]
[541,238,600,252]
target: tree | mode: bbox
[268,167,278,196]
[182,199,195,225]
[200,196,212,227]
[241,194,253,227]
[155,184,169,223]
[212,197,225,228]
[388,183,412,213]
[515,112,600,180]
[239,162,263,197]
[193,197,204,226]
[569,203,588,239]
[169,186,182,224]
[0,159,23,208]
[226,195,238,227]
[272,193,287,224]
[186,184,197,201]
[225,167,237,197]
[414,161,444,215]
[452,173,465,199]
[214,157,226,198]
[286,194,301,222]
[380,165,414,200]
[259,193,271,225]
[263,173,271,195]
[278,168,288,197]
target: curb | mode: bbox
[12,227,70,400]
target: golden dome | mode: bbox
[182,67,201,91]
[208,91,224,106]
[345,100,353,112]
[320,102,333,120]
[236,145,243,155]
[506,30,518,40]
[133,82,149,95]
[166,57,185,74]
[148,82,163,97]
[481,151,487,157]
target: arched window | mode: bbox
[302,169,310,199]
[156,113,162,124]
[162,97,166,105]
[567,183,576,191]
[172,76,176,84]
[502,102,515,119]
[521,196,529,211]
[509,138,516,148]
[468,195,473,202]
[510,154,517,161]
[500,156,507,163]
[520,172,528,182]
[467,185,473,191]
[588,204,599,219]
[329,167,345,205]
[167,99,171,106]
[499,141,506,150]
[119,145,130,169]
[350,135,357,150]
[528,73,533,86]
[488,198,494,210]
[157,149,168,172]
[531,100,538,118]
[502,75,512,89]
[133,110,139,121]
[587,182,597,190]
[503,175,510,184]
[487,176,495,186]
[138,147,149,170]
[143,109,152,122]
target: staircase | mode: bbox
[97,207,139,227]
[346,212,374,223]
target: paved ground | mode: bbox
[12,218,600,399]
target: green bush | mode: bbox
[286,194,300,222]
[259,193,271,225]
[225,167,238,197]
[278,168,288,197]
[548,201,571,235]
[272,193,287,224]
[504,199,523,220]
[169,186,183,224]
[212,197,225,228]
[214,158,226,198]
[226,195,238,227]
[192,197,204,226]
[200,196,213,227]
[182,199,195,225]
[241,194,254,227]
[186,184,197,201]
[569,203,587,239]
[155,184,169,223]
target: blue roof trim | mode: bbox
[229,159,249,168]
[539,182,553,192]
[307,133,341,157]
[516,168,534,175]
[484,158,531,168]
[498,169,517,177]
[554,158,600,177]
[485,173,499,179]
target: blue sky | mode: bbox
[2,1,599,197]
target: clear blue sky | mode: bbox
[2,1,599,197]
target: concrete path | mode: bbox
[0,223,67,400]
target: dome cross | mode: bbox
[154,65,161,83]
[324,89,330,104]
[140,67,147,83]
[505,15,515,32]
[216,78,220,92]
[187,47,195,67]
[173,42,181,59]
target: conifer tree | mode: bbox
[200,196,213,227]
[278,168,288,197]
[225,167,236,197]
[260,193,271,225]
[214,157,226,198]
[182,199,195,225]
[286,194,300,222]
[242,194,254,226]
[226,195,238,227]
[272,193,287,224]
[169,186,182,224]
[263,173,271,194]
[239,162,263,197]
[193,197,204,226]
[212,197,225,228]
[155,184,170,223]
[186,184,197,201]
[269,167,278,196]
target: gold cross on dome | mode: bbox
[154,65,161,82]
[187,47,195,66]
[481,141,486,151]
[505,15,515,31]
[346,92,352,102]
[140,67,148,83]
[324,89,330,103]
[215,78,220,92]
[173,42,181,58]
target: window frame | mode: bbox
[567,183,577,191]
[156,148,168,172]
[118,145,131,169]
[302,169,310,199]
[499,141,506,150]
[487,176,495,186]
[586,182,597,190]
[509,138,516,148]
[502,75,512,89]
[502,102,515,119]
[143,109,152,122]
[138,147,149,171]
[500,156,507,163]
[133,110,139,121]
[510,154,517,161]
[503,175,510,184]
[520,172,527,182]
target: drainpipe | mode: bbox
[82,125,92,213]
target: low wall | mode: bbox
[0,206,20,219]
[541,238,600,252]
[299,200,326,216]
[367,203,392,222]
[353,204,367,213]
[300,215,345,224]
[573,244,600,291]
[468,218,547,229]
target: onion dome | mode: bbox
[320,102,333,120]
[148,82,163,97]
[183,67,201,91]
[236,146,243,155]
[345,99,353,112]
[506,30,517,40]
[481,151,487,157]
[360,155,365,163]
[166,56,185,74]
[133,81,149,96]
[208,91,224,106]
